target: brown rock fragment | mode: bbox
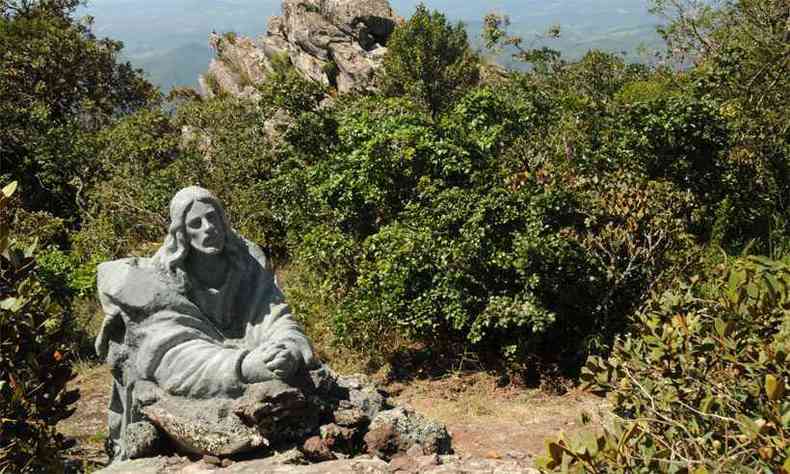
[302,435,336,462]
[319,423,356,451]
[363,423,399,459]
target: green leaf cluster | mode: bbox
[0,183,79,473]
[540,255,790,472]
[0,0,156,220]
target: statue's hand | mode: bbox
[242,343,300,382]
[240,348,277,383]
[265,346,299,380]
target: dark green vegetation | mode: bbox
[1,0,154,471]
[2,0,789,471]
[0,182,79,472]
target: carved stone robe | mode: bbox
[96,238,315,460]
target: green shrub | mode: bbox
[568,171,700,352]
[329,181,605,367]
[538,255,790,472]
[0,183,79,473]
[380,4,480,117]
[36,247,103,298]
[74,108,180,258]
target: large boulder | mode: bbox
[200,0,401,98]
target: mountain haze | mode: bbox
[80,0,661,92]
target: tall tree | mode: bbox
[0,0,156,219]
[380,4,479,118]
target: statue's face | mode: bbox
[184,200,225,255]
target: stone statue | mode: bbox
[95,186,318,460]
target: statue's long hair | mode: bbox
[153,186,246,291]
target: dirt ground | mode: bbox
[60,364,113,469]
[390,372,608,464]
[59,365,608,471]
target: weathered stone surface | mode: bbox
[337,374,387,423]
[430,455,540,473]
[203,455,222,466]
[200,0,402,98]
[141,393,268,456]
[232,380,311,433]
[302,435,336,462]
[364,407,452,460]
[124,421,163,460]
[95,455,189,474]
[319,423,356,451]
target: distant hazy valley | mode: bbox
[80,0,662,92]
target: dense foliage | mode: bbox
[539,255,790,472]
[0,183,79,473]
[380,4,480,117]
[0,0,156,220]
[60,1,786,375]
[0,1,155,468]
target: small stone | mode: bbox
[124,421,162,460]
[180,462,218,473]
[302,435,336,462]
[269,447,307,465]
[202,455,221,466]
[366,406,451,459]
[388,455,416,472]
[364,423,399,459]
[485,450,502,459]
[319,423,356,450]
[506,451,527,460]
[220,458,234,468]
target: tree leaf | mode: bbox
[1,181,18,199]
[765,374,786,401]
[0,298,18,311]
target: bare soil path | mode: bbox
[391,372,608,464]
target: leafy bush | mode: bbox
[55,0,787,384]
[334,183,603,365]
[650,0,790,257]
[74,108,180,258]
[0,183,79,473]
[567,171,700,352]
[538,255,790,472]
[36,248,103,298]
[381,4,480,117]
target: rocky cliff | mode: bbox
[199,0,401,98]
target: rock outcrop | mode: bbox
[199,0,401,98]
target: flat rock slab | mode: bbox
[97,454,539,473]
[142,396,267,457]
